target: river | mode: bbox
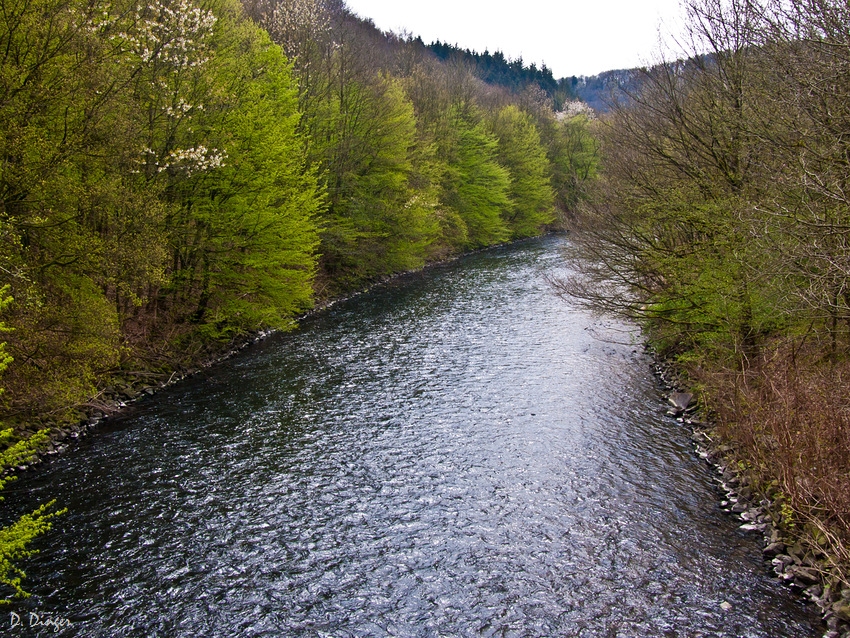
[8,236,820,636]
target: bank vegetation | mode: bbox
[556,0,850,604]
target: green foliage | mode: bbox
[13,274,121,414]
[559,22,780,363]
[546,114,599,216]
[439,108,511,248]
[0,290,11,383]
[0,292,63,602]
[164,8,321,335]
[316,75,439,289]
[0,0,155,413]
[252,2,598,288]
[0,499,63,602]
[488,105,555,238]
[0,0,327,414]
[0,429,48,494]
[779,500,795,529]
[344,77,440,275]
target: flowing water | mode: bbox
[8,236,820,636]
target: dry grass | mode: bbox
[700,340,850,584]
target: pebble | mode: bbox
[739,522,766,532]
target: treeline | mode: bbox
[426,41,575,109]
[0,0,323,421]
[560,0,850,582]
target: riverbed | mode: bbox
[9,236,820,636]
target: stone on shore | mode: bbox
[668,391,693,411]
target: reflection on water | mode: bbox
[11,236,819,636]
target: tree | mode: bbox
[557,0,776,362]
[743,0,850,353]
[439,107,511,248]
[552,0,850,576]
[317,75,440,288]
[158,5,322,337]
[542,111,599,219]
[0,0,129,415]
[488,105,555,238]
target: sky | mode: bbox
[343,0,687,78]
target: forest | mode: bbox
[558,0,850,597]
[0,0,597,597]
[426,41,576,111]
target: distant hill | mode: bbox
[568,68,643,112]
[423,40,648,114]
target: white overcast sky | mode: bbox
[344,0,687,77]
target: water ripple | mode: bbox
[12,237,819,637]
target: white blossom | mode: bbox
[258,0,332,58]
[558,101,596,120]
[115,0,216,70]
[156,146,227,175]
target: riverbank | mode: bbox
[653,355,850,638]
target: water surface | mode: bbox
[10,236,820,636]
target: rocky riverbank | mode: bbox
[653,357,850,638]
